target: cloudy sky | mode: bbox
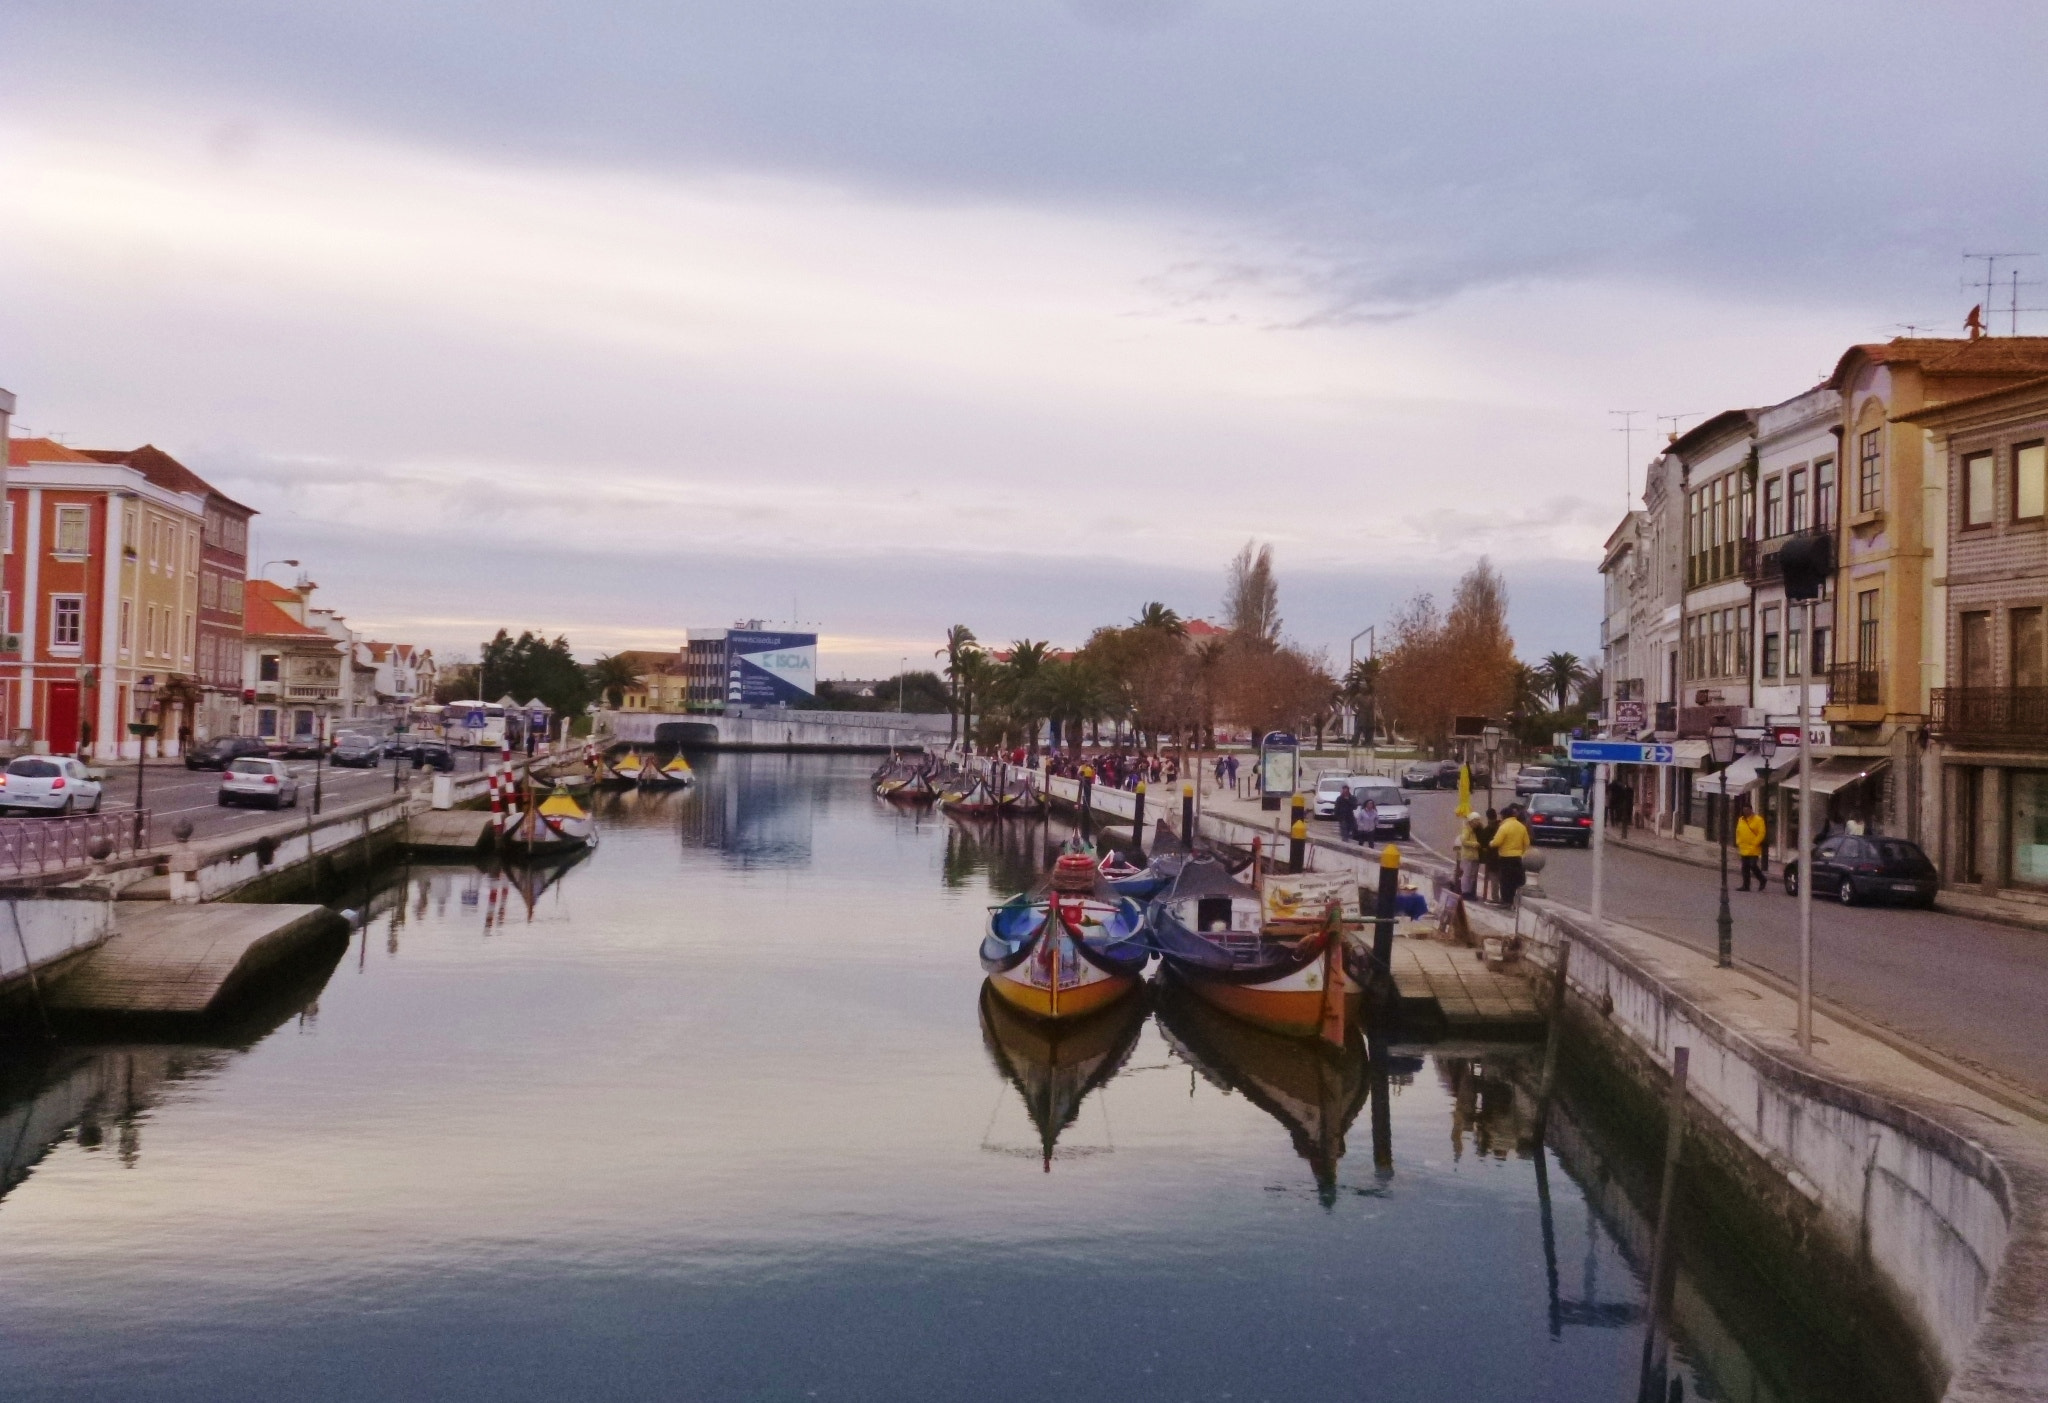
[2,1,2043,674]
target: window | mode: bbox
[1960,610,1993,688]
[50,596,84,651]
[119,600,132,654]
[122,507,138,553]
[1857,588,1880,664]
[1858,429,1884,512]
[1788,610,1803,677]
[1788,469,1808,533]
[223,579,243,617]
[186,531,200,573]
[1815,457,1837,529]
[146,605,159,657]
[1761,606,1780,678]
[146,517,159,570]
[1813,624,1831,674]
[0,592,9,641]
[1735,604,1752,675]
[2011,771,2048,888]
[1965,451,1996,527]
[2015,608,2046,689]
[185,613,196,664]
[257,708,278,738]
[53,506,89,557]
[259,653,280,682]
[2,500,12,554]
[200,570,218,610]
[2018,442,2047,522]
[1763,477,1784,537]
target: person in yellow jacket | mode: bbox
[1454,815,1485,898]
[1735,801,1769,891]
[1489,804,1533,905]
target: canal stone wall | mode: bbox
[1515,897,2046,1403]
[0,888,114,1000]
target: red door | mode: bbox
[46,683,80,755]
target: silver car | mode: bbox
[219,757,301,809]
[0,755,103,815]
[1345,781,1411,839]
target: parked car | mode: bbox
[269,734,327,759]
[1514,765,1572,797]
[0,755,103,815]
[330,736,384,768]
[1400,762,1438,789]
[411,740,456,772]
[1311,774,1355,818]
[1783,834,1938,907]
[1440,758,1491,788]
[1524,793,1593,847]
[1345,781,1410,840]
[220,757,301,808]
[185,735,270,771]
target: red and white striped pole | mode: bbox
[489,766,504,829]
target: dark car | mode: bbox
[1784,834,1938,907]
[1437,758,1491,788]
[185,735,270,771]
[1525,793,1593,847]
[1400,762,1438,789]
[411,740,456,772]
[330,736,384,768]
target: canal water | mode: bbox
[0,754,1917,1402]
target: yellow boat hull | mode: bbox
[987,966,1138,1021]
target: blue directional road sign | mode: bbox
[1568,739,1676,765]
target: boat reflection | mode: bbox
[978,981,1147,1171]
[1152,973,1370,1205]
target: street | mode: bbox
[46,753,480,843]
[1333,782,2048,1102]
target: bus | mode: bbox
[440,700,507,751]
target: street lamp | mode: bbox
[1480,728,1502,811]
[129,674,159,847]
[1709,722,1737,967]
[256,559,300,581]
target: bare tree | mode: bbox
[1223,541,1281,643]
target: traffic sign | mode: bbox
[1568,739,1676,765]
[464,708,487,728]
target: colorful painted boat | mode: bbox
[1153,974,1368,1200]
[599,749,647,788]
[978,980,1147,1172]
[641,753,695,789]
[499,782,598,859]
[979,856,1151,1020]
[876,765,939,804]
[941,776,1004,819]
[998,781,1046,817]
[1147,854,1359,1041]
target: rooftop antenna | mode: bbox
[1657,412,1702,445]
[2008,269,2048,335]
[1609,410,1642,511]
[1963,252,2040,335]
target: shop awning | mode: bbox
[1690,753,1767,798]
[1771,755,1888,797]
[1666,740,1710,767]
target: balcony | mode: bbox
[284,683,340,700]
[1930,688,2048,747]
[1743,536,1785,587]
[1825,663,1881,708]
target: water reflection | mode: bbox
[978,983,1146,1171]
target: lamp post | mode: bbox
[128,674,159,847]
[1480,728,1502,811]
[256,558,300,581]
[1709,722,1736,967]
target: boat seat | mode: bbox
[1196,895,1234,932]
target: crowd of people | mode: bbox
[1037,749,1181,791]
[1453,805,1533,906]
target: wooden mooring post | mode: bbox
[1532,939,1572,1140]
[1635,1045,1690,1403]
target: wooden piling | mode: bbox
[1636,1045,1690,1401]
[1533,939,1572,1140]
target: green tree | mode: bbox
[1223,542,1281,643]
[936,624,978,745]
[475,630,596,716]
[587,653,641,709]
[1539,651,1588,711]
[1131,602,1186,635]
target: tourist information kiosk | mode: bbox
[1259,731,1299,811]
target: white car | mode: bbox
[1311,774,1355,817]
[220,757,301,809]
[0,755,103,815]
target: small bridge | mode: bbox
[601,707,951,753]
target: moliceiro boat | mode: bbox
[499,783,598,859]
[1148,856,1361,1042]
[940,776,1004,820]
[604,750,694,789]
[875,757,940,804]
[980,854,1150,1020]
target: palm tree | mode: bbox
[1039,658,1102,754]
[935,624,978,745]
[1539,651,1589,711]
[1132,601,1186,636]
[587,653,641,709]
[956,647,993,753]
[1509,660,1549,717]
[1340,657,1381,743]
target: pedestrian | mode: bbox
[1456,815,1483,898]
[1491,803,1532,906]
[1359,794,1380,844]
[1611,777,1634,838]
[1477,807,1502,903]
[1736,801,1768,891]
[1333,782,1357,842]
[1214,755,1227,789]
[1225,754,1240,789]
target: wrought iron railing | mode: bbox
[1930,688,2048,743]
[1826,663,1881,707]
[0,810,152,877]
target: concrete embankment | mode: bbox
[603,706,951,752]
[1019,761,2046,1400]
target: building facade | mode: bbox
[3,439,211,758]
[242,579,347,744]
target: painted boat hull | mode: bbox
[980,895,1149,1022]
[1150,907,1356,1039]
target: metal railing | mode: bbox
[1930,687,2048,744]
[0,809,152,877]
[1826,662,1881,706]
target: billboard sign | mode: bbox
[1613,698,1647,735]
[725,630,818,707]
